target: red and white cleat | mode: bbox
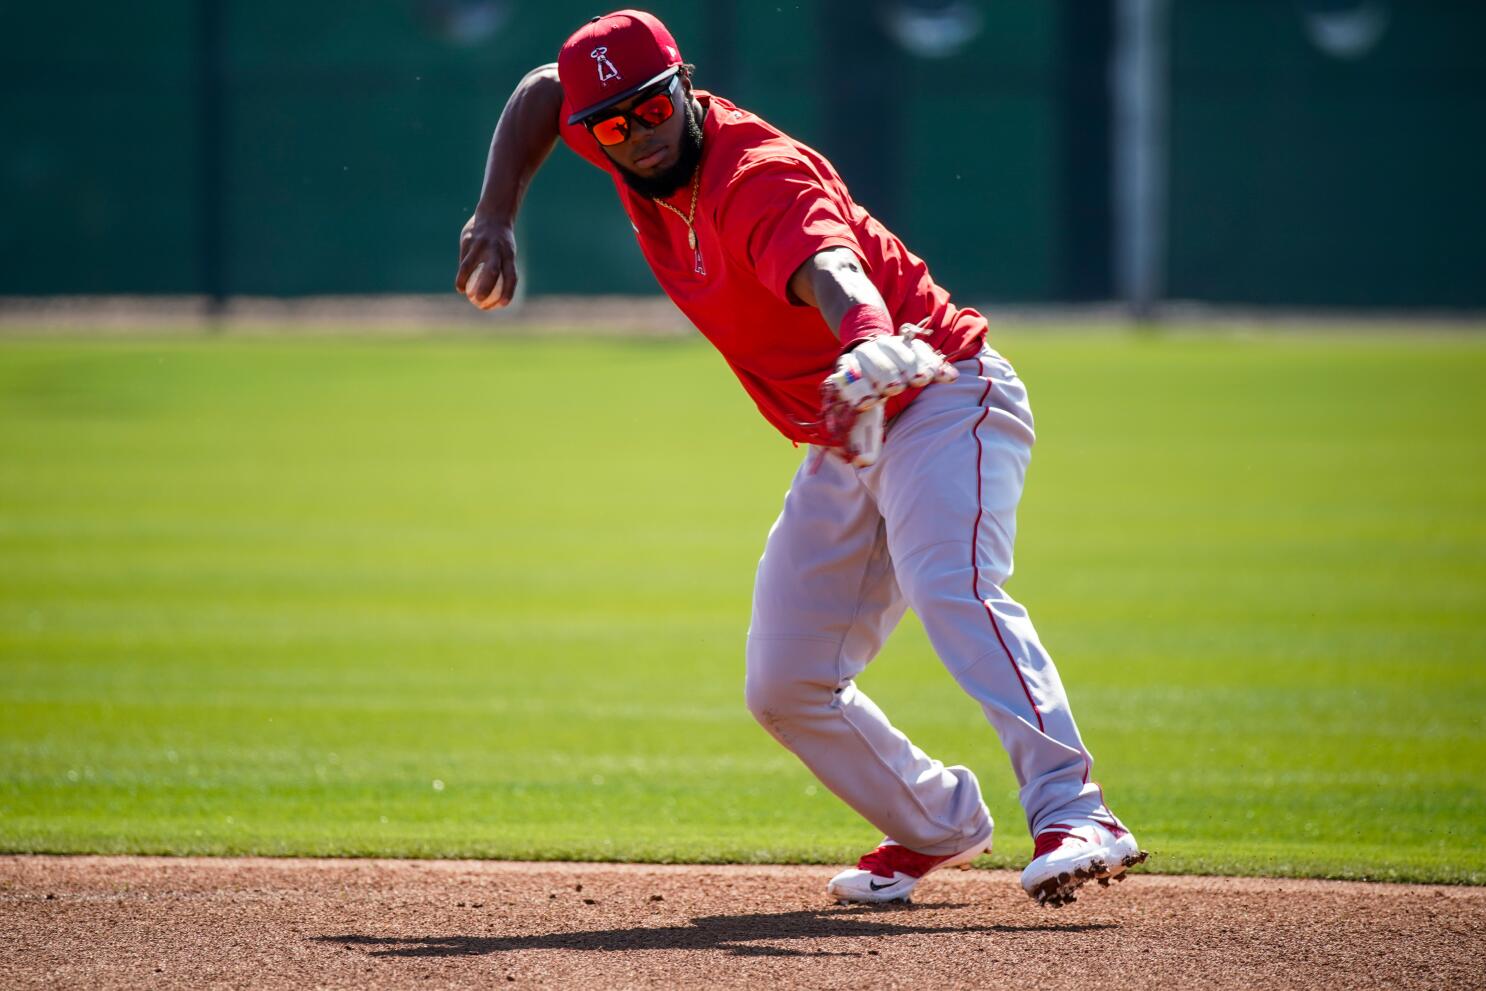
[1021,816,1148,908]
[828,835,993,905]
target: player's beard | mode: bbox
[618,99,705,200]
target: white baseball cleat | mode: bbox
[828,834,993,905]
[1020,815,1148,908]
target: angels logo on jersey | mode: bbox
[591,47,620,83]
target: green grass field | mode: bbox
[1,328,1483,883]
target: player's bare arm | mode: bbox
[787,247,887,337]
[456,63,563,310]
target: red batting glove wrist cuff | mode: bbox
[837,303,895,353]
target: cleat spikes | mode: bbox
[1021,818,1146,906]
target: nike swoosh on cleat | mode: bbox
[868,879,900,891]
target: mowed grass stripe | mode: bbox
[1,330,1482,882]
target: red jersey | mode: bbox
[557,90,988,445]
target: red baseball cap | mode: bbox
[558,10,684,125]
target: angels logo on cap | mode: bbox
[591,46,621,82]
[558,10,684,125]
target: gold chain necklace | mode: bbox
[654,168,701,251]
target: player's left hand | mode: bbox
[823,328,958,413]
[818,326,957,468]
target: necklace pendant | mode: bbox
[687,228,697,251]
[693,245,705,276]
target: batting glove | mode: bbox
[823,328,959,413]
[816,403,884,468]
[818,325,957,468]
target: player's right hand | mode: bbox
[455,212,518,310]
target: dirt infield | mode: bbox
[2,857,1483,990]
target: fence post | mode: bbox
[197,0,227,325]
[1112,0,1167,319]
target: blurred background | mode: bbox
[3,0,1483,316]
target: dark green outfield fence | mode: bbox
[2,1,1483,307]
[1167,3,1486,308]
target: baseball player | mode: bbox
[455,10,1145,907]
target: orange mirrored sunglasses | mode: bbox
[584,76,679,147]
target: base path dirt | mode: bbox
[2,857,1482,990]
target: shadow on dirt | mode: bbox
[317,904,1116,959]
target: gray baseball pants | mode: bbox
[745,346,1110,857]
